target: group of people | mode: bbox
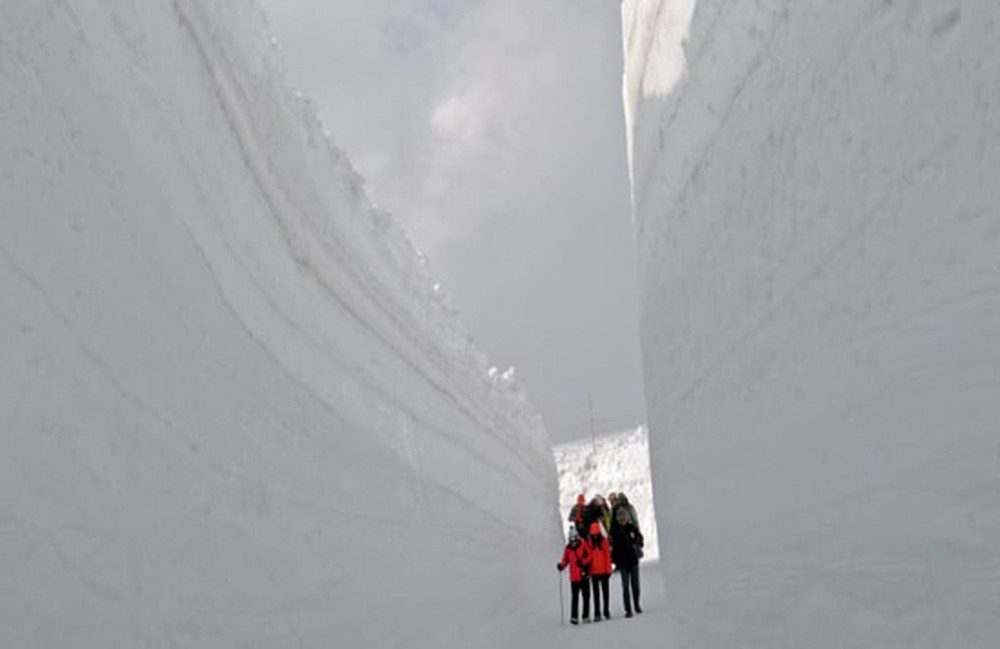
[557,492,644,625]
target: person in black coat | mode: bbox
[582,495,607,535]
[613,492,641,533]
[610,506,644,617]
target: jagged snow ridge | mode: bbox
[0,1,559,646]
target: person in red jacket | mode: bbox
[557,526,592,624]
[588,521,612,621]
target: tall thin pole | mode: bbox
[559,570,565,626]
[588,392,596,454]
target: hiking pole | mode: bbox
[559,571,565,626]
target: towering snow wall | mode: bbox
[0,2,559,646]
[624,0,1000,646]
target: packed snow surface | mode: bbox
[624,0,1000,646]
[554,426,659,560]
[0,2,562,646]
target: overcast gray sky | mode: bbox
[261,0,645,443]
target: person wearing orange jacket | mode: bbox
[557,526,593,624]
[588,521,612,621]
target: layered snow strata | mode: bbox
[0,1,558,646]
[624,0,1000,646]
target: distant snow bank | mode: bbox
[0,1,558,646]
[554,427,659,561]
[626,0,1000,646]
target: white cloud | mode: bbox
[430,89,486,144]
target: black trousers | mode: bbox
[619,566,641,613]
[591,574,610,616]
[570,580,590,620]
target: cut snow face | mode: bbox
[620,0,697,188]
[627,0,1000,646]
[554,426,659,561]
[0,2,562,646]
